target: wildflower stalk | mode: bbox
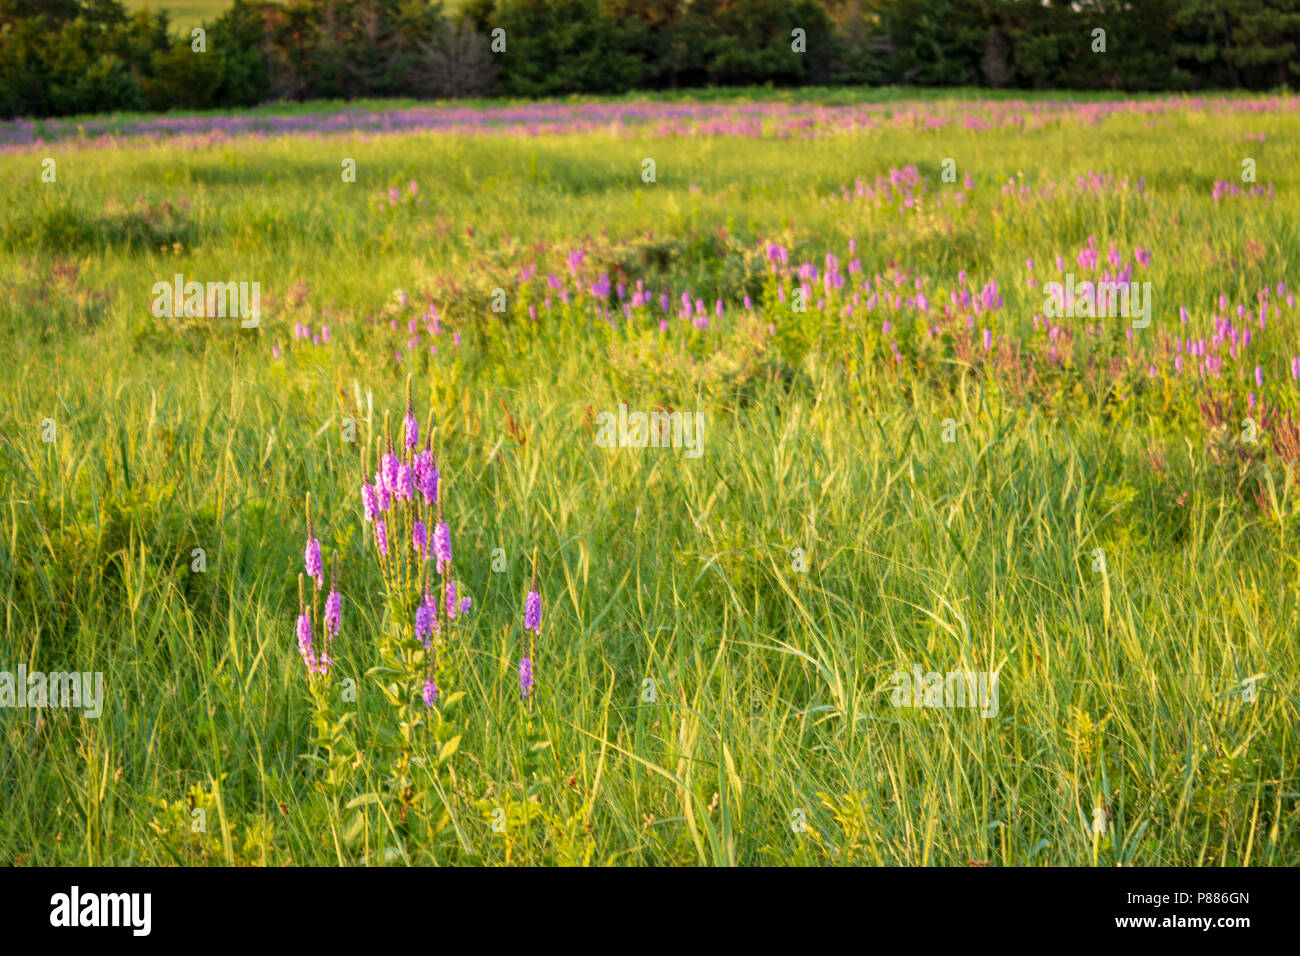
[358,395,467,843]
[294,504,351,864]
[528,546,539,713]
[514,548,545,862]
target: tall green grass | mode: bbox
[0,92,1297,865]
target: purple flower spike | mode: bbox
[375,519,389,557]
[297,613,315,673]
[362,483,379,523]
[519,657,534,700]
[305,536,323,589]
[414,451,439,504]
[446,578,458,619]
[422,680,438,709]
[325,590,342,638]
[381,451,399,494]
[413,520,428,557]
[458,595,472,616]
[395,462,413,500]
[415,601,435,645]
[524,589,541,632]
[404,411,418,450]
[434,522,452,571]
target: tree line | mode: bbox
[3,0,1299,118]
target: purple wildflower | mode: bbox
[362,483,379,523]
[375,519,389,557]
[415,601,435,645]
[296,612,315,673]
[305,536,323,589]
[413,520,428,557]
[324,590,342,638]
[434,521,452,571]
[415,451,438,504]
[395,462,413,500]
[524,589,541,632]
[519,657,534,699]
[422,680,438,709]
[381,451,399,494]
[404,410,418,449]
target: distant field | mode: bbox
[122,0,233,32]
[121,0,472,32]
[2,91,1299,866]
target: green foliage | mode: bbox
[492,0,641,95]
[144,779,275,865]
[8,0,1300,118]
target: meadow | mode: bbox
[122,0,233,33]
[1,90,1298,866]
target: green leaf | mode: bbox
[438,735,462,764]
[342,810,366,846]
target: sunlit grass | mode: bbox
[0,91,1297,865]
